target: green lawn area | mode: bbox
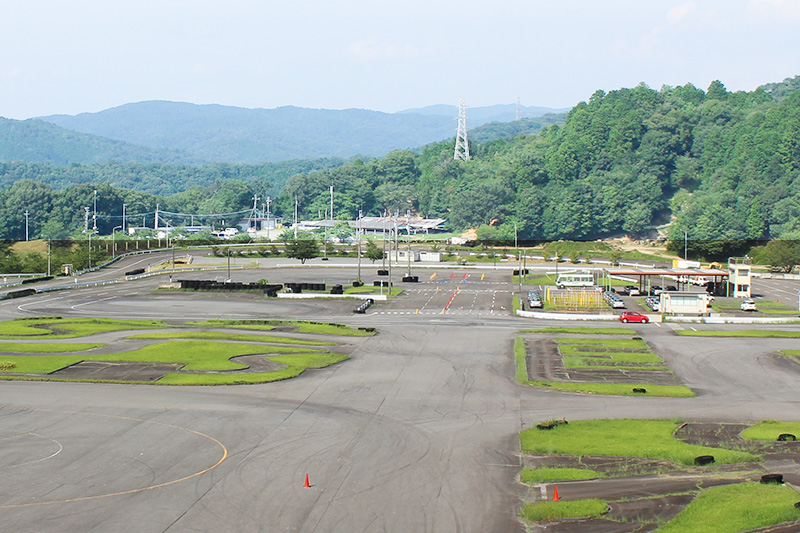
[0,342,103,352]
[520,419,758,466]
[742,420,800,441]
[677,329,800,338]
[557,337,664,368]
[128,331,333,345]
[0,317,171,339]
[188,319,375,336]
[521,499,608,522]
[520,327,637,335]
[344,286,402,297]
[521,467,604,483]
[659,482,800,533]
[514,337,693,397]
[0,317,361,385]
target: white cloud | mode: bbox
[748,0,800,18]
[668,2,698,23]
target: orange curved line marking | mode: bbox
[0,406,228,508]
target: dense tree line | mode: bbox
[2,77,800,262]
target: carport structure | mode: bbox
[604,267,731,295]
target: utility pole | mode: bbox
[294,196,298,239]
[357,210,362,283]
[454,97,470,161]
[330,185,334,221]
[24,210,29,241]
[93,189,97,231]
[122,203,127,234]
[265,196,271,241]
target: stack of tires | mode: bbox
[353,298,374,314]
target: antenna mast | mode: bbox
[453,98,470,161]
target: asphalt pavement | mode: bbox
[2,260,800,532]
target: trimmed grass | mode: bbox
[521,467,604,483]
[520,419,758,466]
[0,341,327,374]
[521,499,608,522]
[525,380,695,397]
[128,331,333,345]
[158,351,348,385]
[0,317,170,339]
[742,420,800,441]
[659,482,800,533]
[514,336,693,397]
[188,319,375,336]
[557,337,664,368]
[344,286,402,297]
[521,327,637,335]
[677,329,800,338]
[0,342,103,352]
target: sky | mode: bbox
[1,0,799,120]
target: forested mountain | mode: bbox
[38,102,455,163]
[0,117,198,165]
[3,76,800,260]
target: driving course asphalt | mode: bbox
[2,255,800,532]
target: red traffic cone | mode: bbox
[303,474,311,488]
[552,485,560,501]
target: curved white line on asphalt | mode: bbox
[16,296,65,312]
[0,406,228,509]
[11,433,63,468]
[70,295,118,310]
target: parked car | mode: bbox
[740,299,757,312]
[626,286,642,296]
[620,311,649,323]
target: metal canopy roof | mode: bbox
[605,268,730,277]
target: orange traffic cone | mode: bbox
[553,485,560,501]
[303,474,311,488]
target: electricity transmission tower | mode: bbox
[453,98,470,161]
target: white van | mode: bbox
[555,272,595,289]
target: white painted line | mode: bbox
[70,295,118,310]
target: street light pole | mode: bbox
[112,225,122,258]
[24,210,29,241]
[684,230,688,260]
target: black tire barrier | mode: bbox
[794,502,800,509]
[401,275,419,282]
[125,268,146,276]
[373,280,391,287]
[694,455,715,466]
[330,285,344,294]
[632,388,647,394]
[377,269,389,276]
[6,288,36,299]
[21,276,54,285]
[761,474,784,484]
[512,269,530,276]
[321,257,329,261]
[353,299,374,314]
[778,433,797,441]
[352,281,363,288]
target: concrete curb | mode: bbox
[277,293,388,301]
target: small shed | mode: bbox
[660,291,713,315]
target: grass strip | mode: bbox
[0,341,327,373]
[158,352,348,385]
[127,331,333,345]
[514,336,692,397]
[521,467,604,483]
[0,317,171,339]
[742,420,800,441]
[521,499,608,522]
[188,319,375,336]
[343,286,402,297]
[659,482,800,533]
[521,327,636,335]
[526,380,694,397]
[677,329,800,338]
[520,419,757,465]
[0,342,103,353]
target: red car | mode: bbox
[619,311,649,323]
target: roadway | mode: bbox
[2,260,800,532]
